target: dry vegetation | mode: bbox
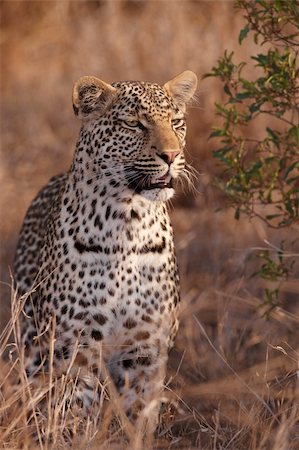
[0,2,298,449]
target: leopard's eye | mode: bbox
[171,118,185,128]
[124,120,139,127]
[122,120,146,131]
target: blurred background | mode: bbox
[1,2,298,447]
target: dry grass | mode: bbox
[1,273,298,449]
[1,2,299,449]
[1,277,298,450]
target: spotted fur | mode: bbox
[14,71,197,428]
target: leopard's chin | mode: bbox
[139,187,175,202]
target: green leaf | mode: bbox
[209,0,299,237]
[288,125,299,145]
[236,91,251,100]
[249,102,261,113]
[224,84,232,96]
[284,160,299,180]
[249,160,263,174]
[212,148,233,165]
[209,128,226,138]
[266,127,280,149]
[239,24,250,44]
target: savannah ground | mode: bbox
[0,2,298,449]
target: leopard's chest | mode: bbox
[37,195,180,348]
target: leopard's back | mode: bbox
[14,173,67,295]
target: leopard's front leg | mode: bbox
[109,340,168,436]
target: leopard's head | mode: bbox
[72,71,197,202]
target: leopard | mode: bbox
[13,70,197,433]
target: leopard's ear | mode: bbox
[72,76,117,119]
[164,71,197,108]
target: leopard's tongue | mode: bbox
[146,175,173,190]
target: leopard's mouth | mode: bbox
[145,175,173,191]
[144,181,173,190]
[126,171,174,193]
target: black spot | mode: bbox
[91,329,103,341]
[105,205,111,220]
[61,304,68,315]
[140,237,166,254]
[94,214,103,230]
[131,209,141,220]
[74,241,86,253]
[54,349,62,360]
[141,314,152,323]
[62,346,69,359]
[123,359,134,369]
[34,357,42,367]
[93,313,107,325]
[136,356,151,366]
[74,311,88,320]
[75,240,103,254]
[123,318,137,329]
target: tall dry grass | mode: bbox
[0,286,150,450]
[1,1,299,449]
[1,265,298,449]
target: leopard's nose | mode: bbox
[157,150,181,165]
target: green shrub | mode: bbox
[205,0,299,311]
